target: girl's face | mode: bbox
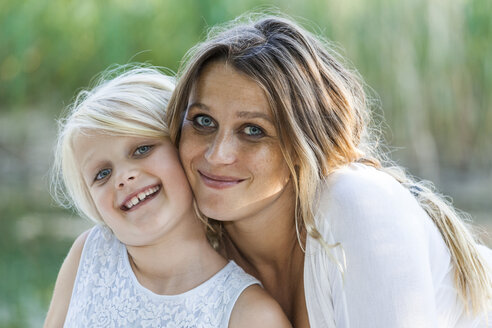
[179,61,293,223]
[74,133,194,246]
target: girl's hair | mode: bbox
[166,13,491,313]
[51,65,174,224]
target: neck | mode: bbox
[222,182,307,323]
[126,211,226,295]
[223,181,304,275]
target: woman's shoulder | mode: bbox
[324,163,402,198]
[319,163,413,213]
[316,163,429,241]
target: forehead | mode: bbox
[72,130,113,150]
[72,130,103,151]
[71,131,111,164]
[190,61,272,115]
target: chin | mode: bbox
[198,201,235,222]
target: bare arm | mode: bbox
[43,230,90,328]
[229,285,292,328]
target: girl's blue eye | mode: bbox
[95,168,111,181]
[195,115,216,128]
[244,125,264,137]
[134,145,152,156]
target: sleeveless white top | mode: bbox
[64,225,259,328]
[304,163,492,327]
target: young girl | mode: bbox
[44,66,291,328]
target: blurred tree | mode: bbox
[1,1,491,326]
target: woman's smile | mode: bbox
[179,61,292,222]
[198,170,247,189]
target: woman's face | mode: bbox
[179,61,293,222]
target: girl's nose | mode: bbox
[116,169,138,189]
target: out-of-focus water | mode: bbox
[0,111,490,327]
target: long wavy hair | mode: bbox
[166,13,491,313]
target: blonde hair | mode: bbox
[51,65,174,224]
[166,13,491,313]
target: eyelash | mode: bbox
[95,168,111,182]
[191,114,265,139]
[192,114,216,130]
[133,145,153,156]
[242,125,264,138]
[92,145,154,182]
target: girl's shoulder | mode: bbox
[79,224,120,257]
[229,284,292,328]
[43,229,92,327]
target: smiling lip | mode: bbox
[120,184,161,212]
[198,171,245,189]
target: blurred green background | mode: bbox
[0,0,491,326]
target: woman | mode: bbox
[166,13,492,327]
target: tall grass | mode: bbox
[0,1,490,325]
[1,0,490,172]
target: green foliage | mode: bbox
[0,1,491,326]
[1,0,491,169]
[0,192,77,327]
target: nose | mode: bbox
[115,167,139,189]
[205,132,237,165]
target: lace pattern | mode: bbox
[64,225,259,328]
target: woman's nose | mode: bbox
[204,133,237,165]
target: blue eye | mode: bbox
[194,115,216,128]
[134,145,152,156]
[95,168,111,181]
[244,125,264,137]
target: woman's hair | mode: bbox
[166,13,491,313]
[51,65,174,224]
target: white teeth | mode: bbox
[123,185,160,210]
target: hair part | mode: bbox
[166,12,492,313]
[51,64,174,224]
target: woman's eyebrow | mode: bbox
[187,103,273,124]
[236,111,273,123]
[187,102,209,112]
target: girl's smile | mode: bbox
[120,184,161,211]
[74,133,194,246]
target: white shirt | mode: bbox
[304,163,491,327]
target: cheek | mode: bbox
[178,129,202,168]
[255,144,286,169]
[151,148,194,202]
[251,145,290,182]
[90,188,113,217]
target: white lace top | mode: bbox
[304,163,492,327]
[64,225,259,328]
